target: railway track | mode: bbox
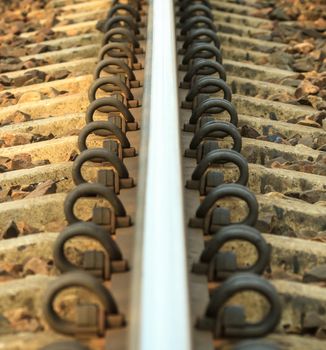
[0,0,325,349]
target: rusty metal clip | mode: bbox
[180,28,220,55]
[182,76,232,110]
[193,224,270,280]
[88,76,139,108]
[43,271,124,336]
[107,4,141,23]
[180,43,222,70]
[185,98,238,132]
[78,120,135,158]
[179,4,214,24]
[101,15,141,35]
[178,0,212,12]
[98,43,139,67]
[93,58,140,88]
[85,97,138,132]
[102,27,142,53]
[186,149,249,194]
[179,16,216,38]
[186,76,231,101]
[53,222,127,280]
[181,59,226,89]
[112,0,142,11]
[64,183,130,230]
[185,120,242,160]
[189,183,258,234]
[196,273,281,338]
[72,148,133,193]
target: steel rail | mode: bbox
[129,0,192,349]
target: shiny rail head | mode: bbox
[129,0,192,350]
